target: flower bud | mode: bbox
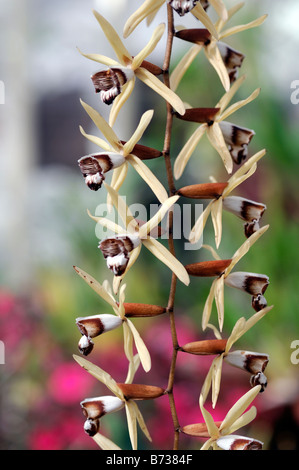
[116,383,165,400]
[175,28,212,45]
[78,335,94,356]
[185,259,232,277]
[81,396,125,420]
[91,67,134,105]
[139,60,163,76]
[120,141,162,160]
[222,196,266,223]
[177,183,228,199]
[216,435,263,450]
[224,272,269,296]
[78,152,125,191]
[224,350,269,375]
[76,314,123,338]
[181,339,227,355]
[219,122,255,164]
[123,303,166,318]
[182,421,222,437]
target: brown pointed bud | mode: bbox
[182,421,222,438]
[185,259,232,277]
[223,196,266,223]
[76,314,123,338]
[224,272,269,296]
[216,435,263,450]
[224,350,269,375]
[252,294,267,312]
[181,339,227,355]
[177,183,228,199]
[175,28,212,45]
[175,107,220,124]
[81,396,124,420]
[91,67,134,105]
[250,372,268,391]
[120,141,162,160]
[123,303,166,318]
[116,383,165,400]
[83,418,100,436]
[139,60,163,76]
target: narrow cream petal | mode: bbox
[118,283,127,316]
[200,438,214,450]
[127,318,151,372]
[219,385,261,433]
[216,74,246,113]
[200,359,215,404]
[219,88,260,122]
[107,162,129,210]
[225,317,246,353]
[125,354,140,385]
[123,321,134,365]
[212,355,224,408]
[202,278,217,331]
[131,23,165,70]
[87,210,125,235]
[123,110,154,156]
[202,244,222,261]
[223,162,257,197]
[79,125,112,152]
[240,305,274,338]
[80,99,122,151]
[209,0,228,21]
[126,154,168,204]
[73,266,117,308]
[77,48,120,67]
[224,149,266,196]
[224,406,257,436]
[103,183,140,233]
[73,354,124,400]
[108,78,135,127]
[204,42,230,92]
[170,44,202,92]
[142,238,190,286]
[199,395,220,440]
[93,433,122,450]
[174,124,207,180]
[125,401,138,450]
[206,123,233,173]
[189,200,213,245]
[92,10,132,65]
[214,275,225,331]
[112,244,142,295]
[220,14,268,40]
[135,67,185,115]
[225,225,269,275]
[191,3,219,40]
[138,195,179,239]
[207,322,222,340]
[123,0,164,38]
[211,197,223,249]
[132,401,152,442]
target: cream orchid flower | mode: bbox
[173,75,260,177]
[73,268,152,373]
[78,100,168,204]
[201,224,270,331]
[78,10,185,126]
[199,385,263,450]
[123,0,227,40]
[187,149,267,247]
[88,183,190,292]
[74,354,161,450]
[171,2,267,93]
[200,305,273,408]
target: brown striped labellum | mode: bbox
[78,152,125,191]
[91,67,134,105]
[168,0,199,16]
[219,122,255,164]
[99,234,141,276]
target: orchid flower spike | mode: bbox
[73,269,151,373]
[171,2,267,93]
[87,184,190,292]
[74,354,163,450]
[123,0,228,40]
[185,149,267,248]
[78,101,168,204]
[173,75,260,177]
[78,11,185,126]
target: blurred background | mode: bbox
[0,0,299,450]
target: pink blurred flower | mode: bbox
[48,362,94,404]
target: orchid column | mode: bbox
[71,1,273,451]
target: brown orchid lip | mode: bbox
[177,183,228,199]
[185,259,232,277]
[116,383,165,400]
[181,421,222,438]
[120,141,163,160]
[124,303,166,318]
[181,339,228,355]
[175,107,220,124]
[175,28,212,45]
